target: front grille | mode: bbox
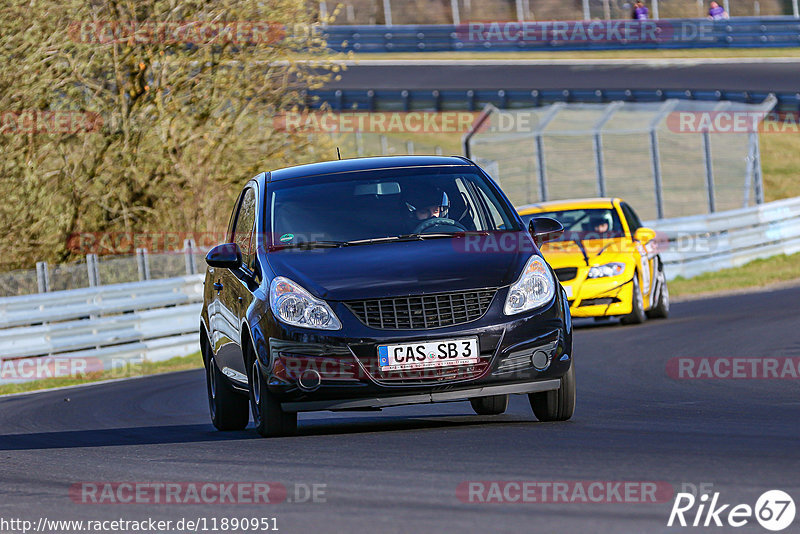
[346,289,497,330]
[554,267,578,282]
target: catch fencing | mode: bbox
[464,97,778,220]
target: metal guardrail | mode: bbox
[646,196,800,280]
[323,17,800,52]
[0,275,203,385]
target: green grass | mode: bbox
[669,252,800,297]
[0,352,203,396]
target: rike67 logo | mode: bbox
[668,490,796,531]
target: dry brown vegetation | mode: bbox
[0,0,341,270]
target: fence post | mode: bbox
[451,0,460,25]
[406,140,415,155]
[36,261,50,293]
[355,131,364,156]
[515,0,525,21]
[319,1,329,25]
[87,254,100,287]
[702,131,716,213]
[136,248,151,281]
[794,0,799,19]
[184,239,197,275]
[753,132,764,204]
[380,134,388,155]
[582,0,591,20]
[435,145,443,156]
[383,0,392,26]
[649,131,664,219]
[723,0,730,15]
[652,0,659,19]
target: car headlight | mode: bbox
[269,277,342,330]
[504,255,555,315]
[587,262,626,279]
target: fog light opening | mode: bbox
[297,369,322,391]
[531,350,550,371]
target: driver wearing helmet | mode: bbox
[591,216,609,234]
[406,187,450,222]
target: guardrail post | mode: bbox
[794,0,799,18]
[36,261,50,293]
[184,239,197,275]
[435,145,443,156]
[136,248,151,281]
[87,254,100,287]
[380,134,388,155]
[406,140,415,155]
[702,131,716,213]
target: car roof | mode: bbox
[517,197,621,215]
[267,155,474,182]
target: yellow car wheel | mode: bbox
[620,274,646,325]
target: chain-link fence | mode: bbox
[321,0,794,25]
[464,97,777,220]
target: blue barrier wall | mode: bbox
[309,88,800,112]
[323,17,800,52]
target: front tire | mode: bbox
[470,394,509,415]
[249,358,297,438]
[620,273,646,325]
[529,363,576,422]
[204,336,249,431]
[646,266,670,319]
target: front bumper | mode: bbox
[255,285,573,411]
[564,274,635,318]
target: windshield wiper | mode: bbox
[270,240,346,250]
[572,239,590,266]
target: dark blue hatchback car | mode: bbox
[201,156,575,437]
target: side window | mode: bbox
[620,203,642,233]
[233,188,257,269]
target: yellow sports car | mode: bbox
[518,198,669,324]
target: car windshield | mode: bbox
[520,208,625,241]
[268,167,519,246]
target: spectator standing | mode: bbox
[708,1,730,20]
[632,1,650,20]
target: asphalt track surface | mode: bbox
[325,58,800,93]
[2,286,799,533]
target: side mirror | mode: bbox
[205,243,242,269]
[634,227,656,244]
[529,217,564,247]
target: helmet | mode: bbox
[405,187,450,219]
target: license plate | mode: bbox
[378,337,479,371]
[563,285,573,298]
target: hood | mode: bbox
[541,237,634,268]
[266,236,530,301]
